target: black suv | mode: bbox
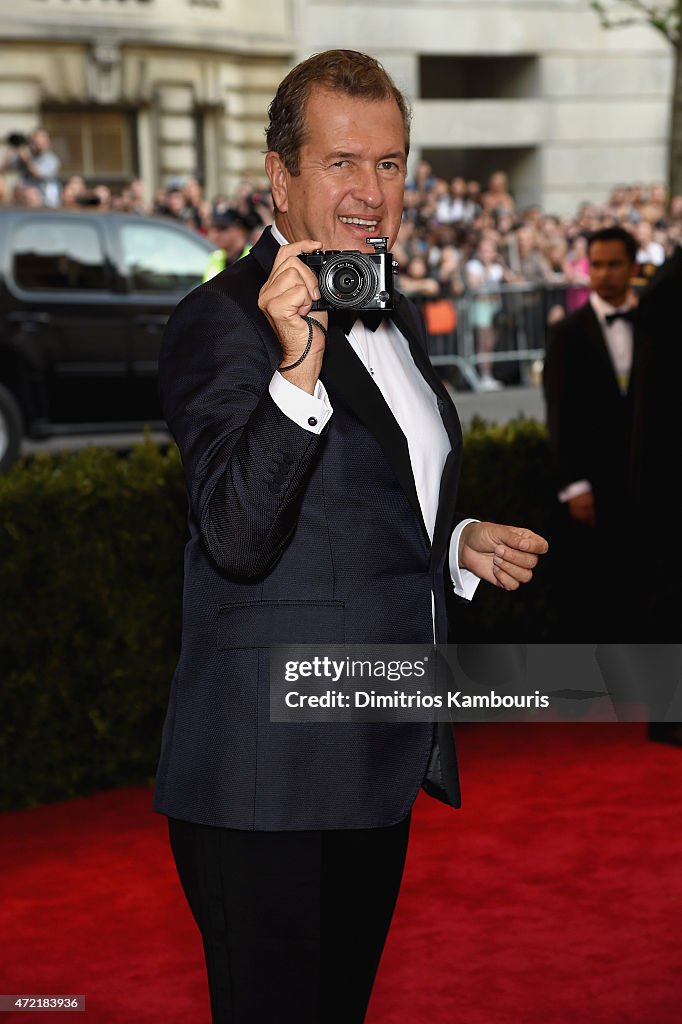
[0,208,215,470]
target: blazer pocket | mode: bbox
[217,600,345,649]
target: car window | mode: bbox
[119,223,209,293]
[12,220,108,291]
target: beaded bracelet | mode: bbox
[279,315,327,372]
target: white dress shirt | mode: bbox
[590,291,633,393]
[267,223,479,602]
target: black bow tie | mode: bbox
[328,308,386,333]
[604,309,634,326]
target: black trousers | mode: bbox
[168,814,411,1024]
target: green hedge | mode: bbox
[0,422,555,810]
[452,417,556,640]
[0,441,187,810]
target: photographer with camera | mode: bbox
[155,49,547,1024]
[202,205,262,281]
[1,127,61,207]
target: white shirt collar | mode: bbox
[270,222,289,247]
[590,291,631,321]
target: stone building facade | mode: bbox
[0,0,674,212]
[0,0,291,198]
[292,0,673,214]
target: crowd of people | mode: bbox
[2,129,681,387]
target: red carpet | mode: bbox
[1,724,680,1022]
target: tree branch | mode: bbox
[589,0,680,41]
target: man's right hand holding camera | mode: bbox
[258,239,329,394]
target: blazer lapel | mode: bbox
[627,323,647,402]
[250,225,280,278]
[392,294,463,569]
[583,304,627,398]
[392,294,461,447]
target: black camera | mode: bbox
[6,132,29,148]
[299,237,396,312]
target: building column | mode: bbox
[155,82,197,185]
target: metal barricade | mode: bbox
[425,282,580,392]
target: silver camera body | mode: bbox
[299,237,396,312]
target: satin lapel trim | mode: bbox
[584,304,627,398]
[392,294,463,569]
[392,294,462,447]
[627,326,646,400]
[250,225,279,278]
[321,323,429,544]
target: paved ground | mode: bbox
[20,429,172,458]
[452,385,545,429]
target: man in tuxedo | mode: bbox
[543,226,639,636]
[154,49,548,1023]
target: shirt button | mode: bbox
[308,416,318,427]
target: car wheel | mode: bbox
[0,383,23,473]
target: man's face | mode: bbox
[588,240,636,306]
[166,191,185,214]
[31,130,49,153]
[266,87,407,252]
[636,221,652,245]
[216,224,247,259]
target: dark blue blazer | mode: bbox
[153,227,463,830]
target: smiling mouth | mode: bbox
[338,216,379,229]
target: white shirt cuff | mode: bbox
[558,480,592,503]
[449,518,481,601]
[269,372,333,435]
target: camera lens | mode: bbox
[333,267,361,294]
[320,254,377,308]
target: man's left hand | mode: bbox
[459,522,548,591]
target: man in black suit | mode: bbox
[543,226,639,636]
[155,49,548,1023]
